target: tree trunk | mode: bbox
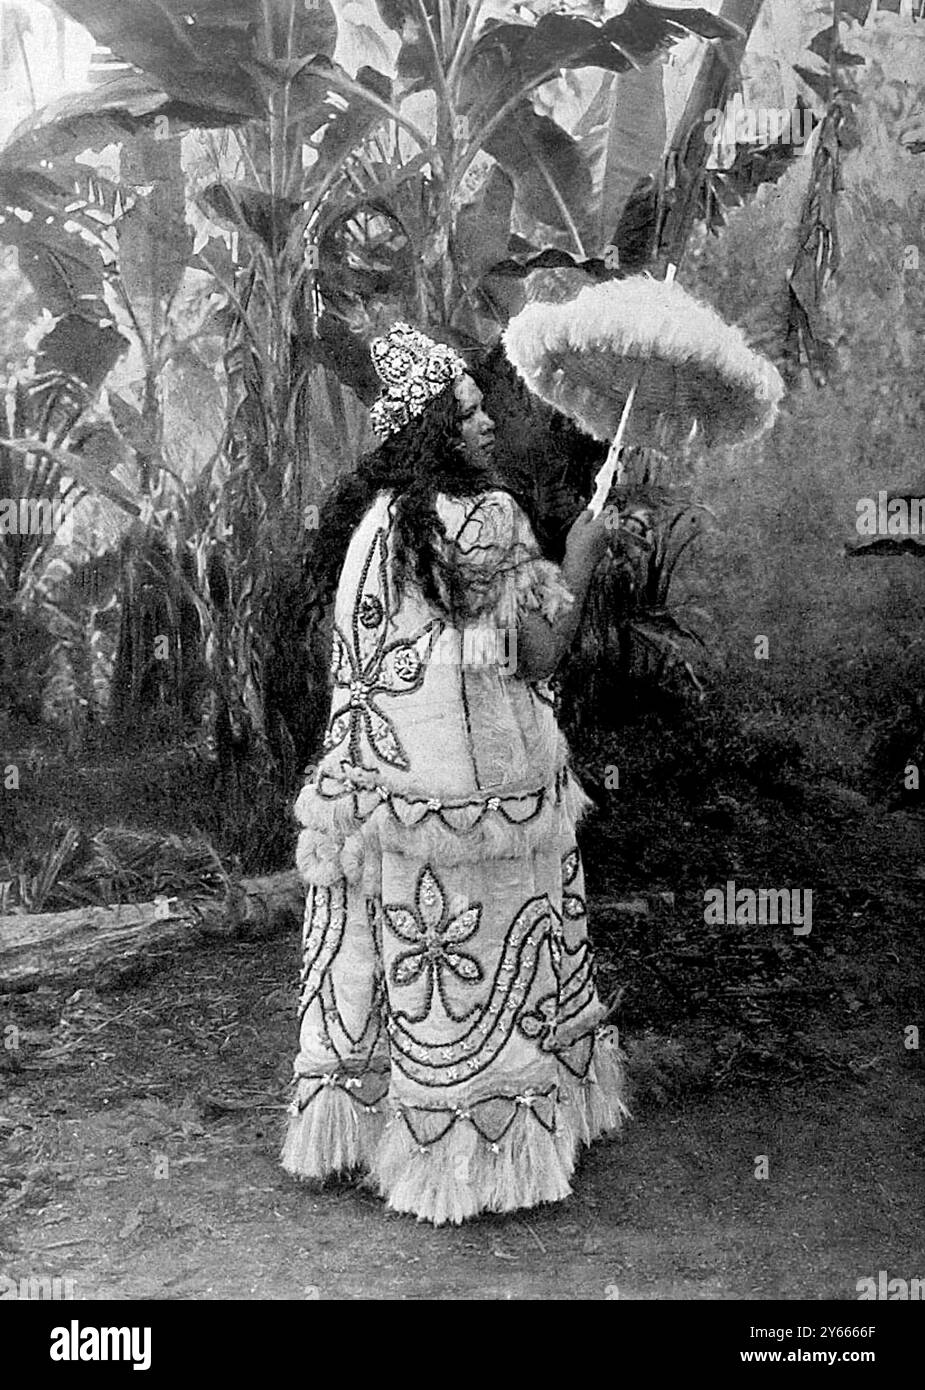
[0,871,305,992]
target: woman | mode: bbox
[283,322,628,1225]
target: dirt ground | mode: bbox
[3,725,924,1300]
[1,929,922,1302]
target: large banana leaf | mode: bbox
[451,2,738,250]
[481,101,592,253]
[304,65,396,192]
[573,63,667,258]
[0,165,113,315]
[371,0,440,93]
[0,73,247,170]
[376,1,742,120]
[0,138,194,386]
[51,0,339,118]
[469,4,742,90]
[454,164,514,284]
[0,156,131,386]
[119,134,192,330]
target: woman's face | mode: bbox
[454,373,495,466]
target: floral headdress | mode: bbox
[369,322,468,442]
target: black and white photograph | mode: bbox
[0,0,922,1338]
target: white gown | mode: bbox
[282,487,628,1224]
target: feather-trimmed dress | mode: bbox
[282,487,628,1224]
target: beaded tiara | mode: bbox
[369,321,468,441]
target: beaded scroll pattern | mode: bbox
[292,852,611,1149]
[378,849,611,1152]
[324,517,444,772]
[293,881,389,1113]
[517,846,600,1080]
[382,853,601,1089]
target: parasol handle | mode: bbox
[588,375,639,517]
[588,261,678,520]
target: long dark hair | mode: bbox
[309,381,496,619]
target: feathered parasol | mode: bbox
[503,273,785,515]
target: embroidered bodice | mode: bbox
[316,488,574,801]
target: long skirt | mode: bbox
[281,812,629,1225]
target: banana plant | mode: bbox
[0,0,746,506]
[12,2,743,352]
[313,0,743,337]
[0,368,141,749]
[0,0,743,783]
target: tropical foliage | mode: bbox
[0,3,741,781]
[3,0,922,863]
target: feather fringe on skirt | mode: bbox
[281,1029,629,1226]
[294,762,593,893]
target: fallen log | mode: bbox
[0,871,305,992]
[0,877,674,992]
